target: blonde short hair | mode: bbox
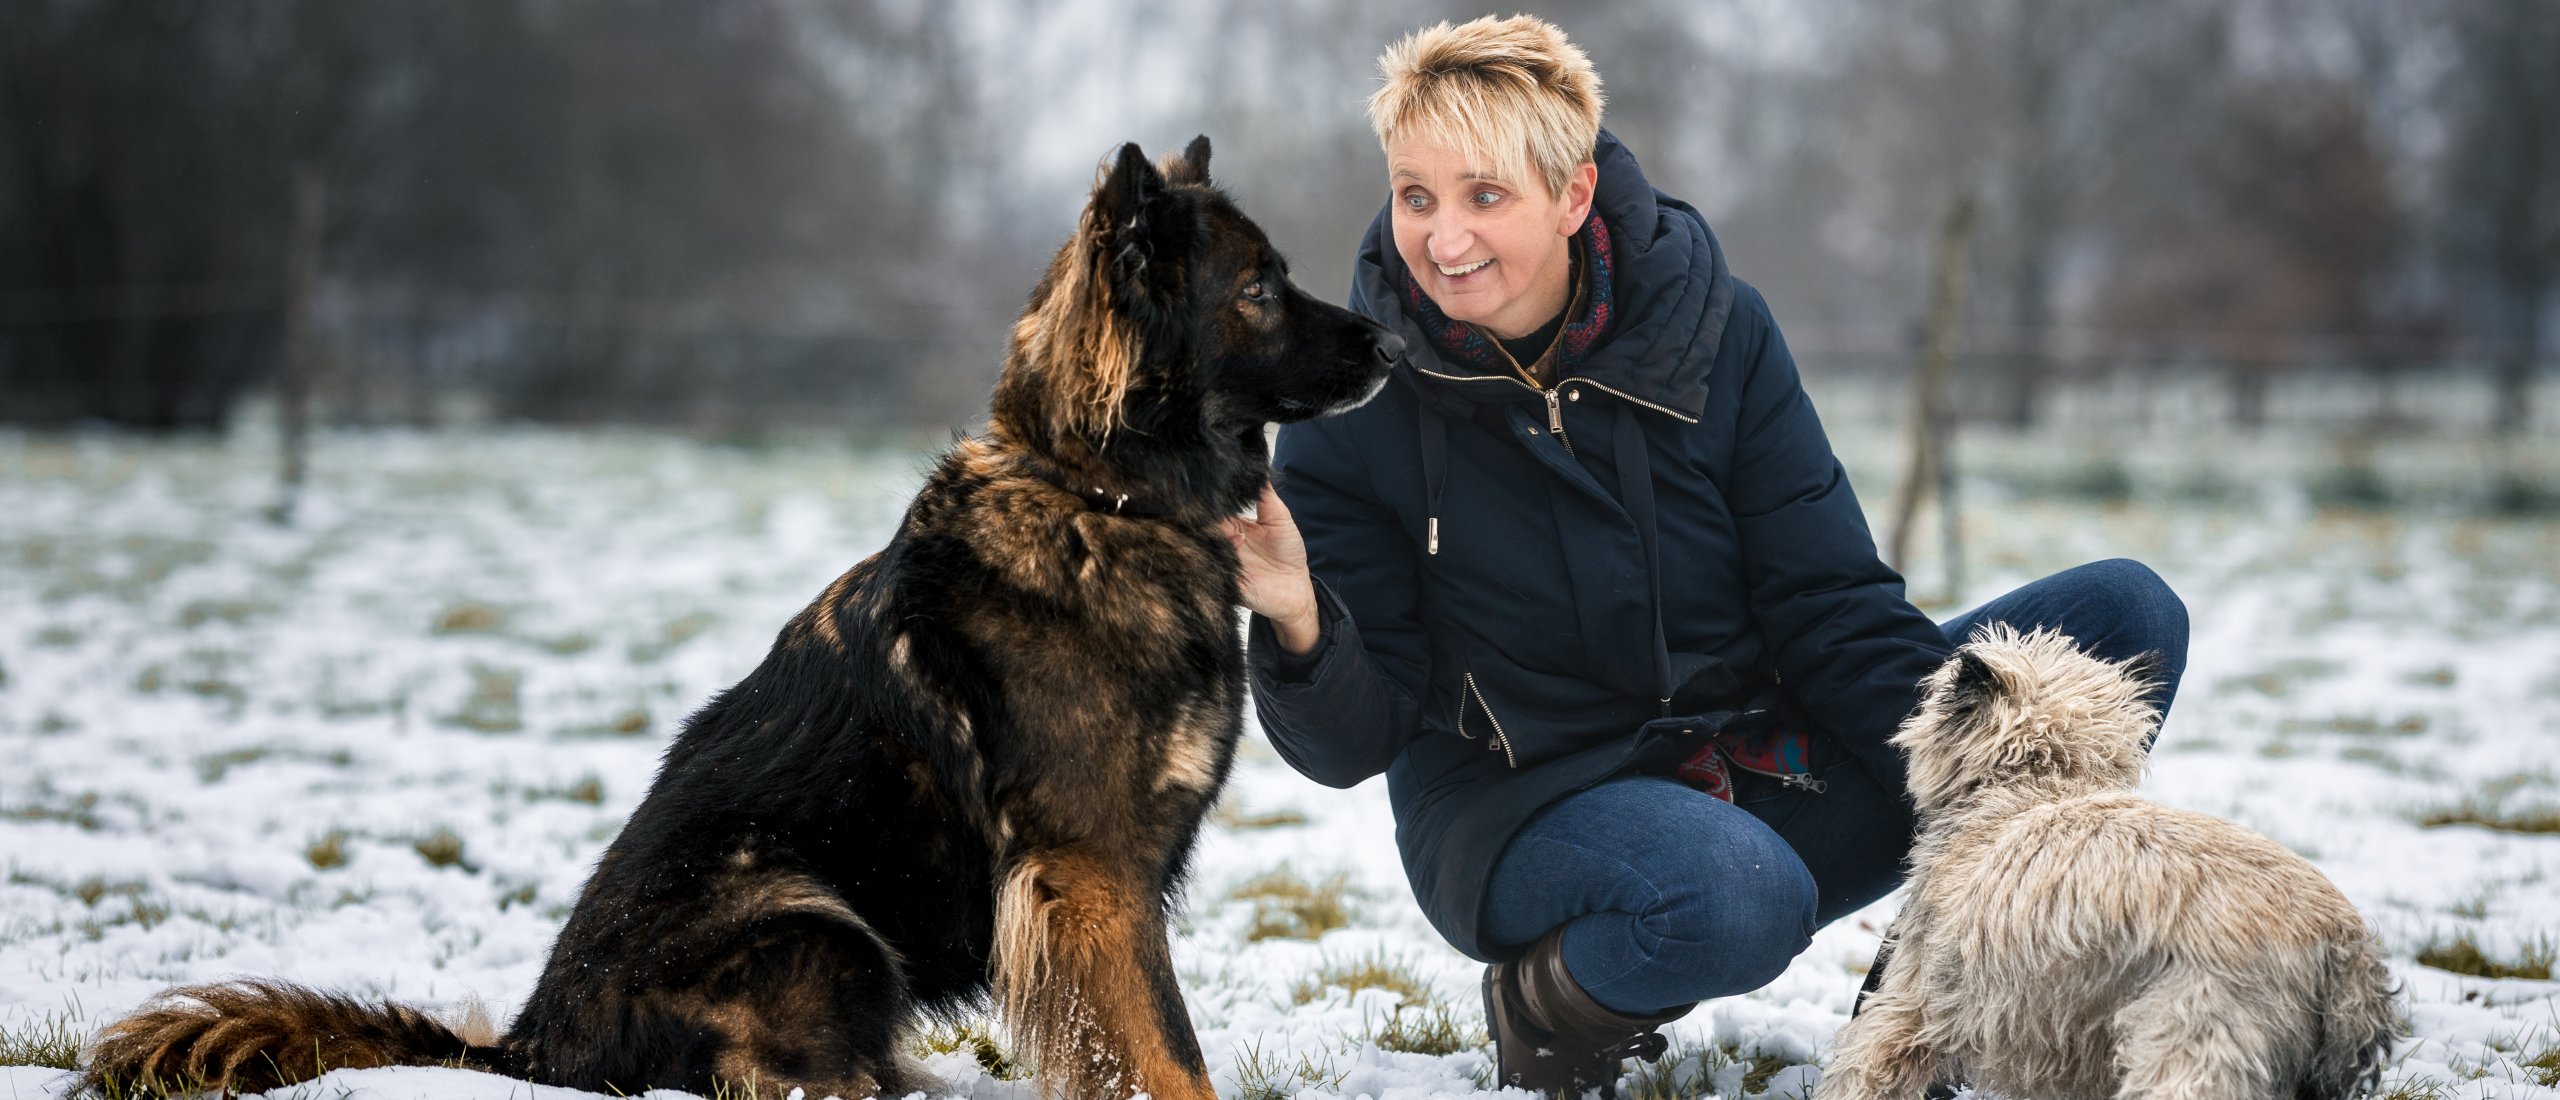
[1367,15,1604,198]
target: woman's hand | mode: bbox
[1222,482,1323,656]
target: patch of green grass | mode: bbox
[1362,1002,1483,1057]
[178,598,271,628]
[2414,932,2554,980]
[1213,798,1309,831]
[1718,1039,1798,1096]
[306,829,351,870]
[1624,1040,1797,1100]
[1232,1035,1346,1100]
[910,1019,1025,1079]
[1232,868,1353,942]
[1290,947,1432,1006]
[2219,658,2345,698]
[2372,1075,2455,1100]
[413,828,472,871]
[452,664,522,733]
[2404,665,2458,688]
[517,776,604,805]
[2337,745,2439,777]
[1625,1041,1713,1100]
[4,791,103,830]
[2519,1032,2560,1087]
[2276,713,2431,737]
[0,1008,87,1069]
[82,1067,223,1100]
[71,878,145,907]
[195,745,354,783]
[2449,889,2493,921]
[433,602,508,634]
[495,881,539,910]
[76,895,170,940]
[2418,801,2560,835]
[630,612,718,662]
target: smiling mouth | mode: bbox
[1436,258,1493,277]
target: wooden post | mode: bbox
[272,163,326,525]
[1886,192,1977,597]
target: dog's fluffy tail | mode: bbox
[80,979,521,1097]
[2298,935,2406,1100]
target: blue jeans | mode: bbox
[1478,559,2189,1014]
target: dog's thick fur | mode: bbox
[1816,626,2404,1100]
[81,138,1398,1100]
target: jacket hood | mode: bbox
[1352,130,1735,420]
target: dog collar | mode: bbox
[1029,468,1178,518]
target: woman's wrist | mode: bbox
[1266,582,1323,656]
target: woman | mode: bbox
[1222,16,2189,1098]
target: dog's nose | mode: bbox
[1371,332,1407,367]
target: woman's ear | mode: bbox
[1558,160,1598,235]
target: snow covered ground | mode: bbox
[1,425,2554,1099]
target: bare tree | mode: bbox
[2441,0,2560,434]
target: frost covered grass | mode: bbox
[1,424,2556,1099]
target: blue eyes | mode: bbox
[1402,190,1504,212]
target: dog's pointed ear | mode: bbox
[1179,135,1212,184]
[1092,142,1189,310]
[1952,648,2003,703]
[1095,142,1166,285]
[1097,142,1164,225]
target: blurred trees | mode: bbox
[1,0,1003,429]
[0,0,2550,432]
[2438,0,2559,433]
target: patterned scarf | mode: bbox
[1400,210,1616,379]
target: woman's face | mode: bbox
[1387,136,1597,342]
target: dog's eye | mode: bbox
[1242,281,1271,303]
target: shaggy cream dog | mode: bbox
[1816,625,2403,1100]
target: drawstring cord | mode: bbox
[1420,401,1448,555]
[1609,403,1678,714]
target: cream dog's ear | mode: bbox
[1950,648,2005,704]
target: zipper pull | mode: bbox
[1780,773,1828,794]
[1544,389,1564,434]
[1427,516,1440,555]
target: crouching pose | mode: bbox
[1225,15,2194,1099]
[1816,626,2401,1100]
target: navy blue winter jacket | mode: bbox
[1246,132,1950,961]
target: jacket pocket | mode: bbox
[1456,670,1520,769]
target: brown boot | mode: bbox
[1482,927,1692,1100]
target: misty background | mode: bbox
[1,0,2554,448]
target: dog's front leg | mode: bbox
[1815,984,1943,1100]
[993,848,1214,1100]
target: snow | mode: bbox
[2,425,2555,1098]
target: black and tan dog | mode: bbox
[82,137,1400,1100]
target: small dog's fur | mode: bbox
[1817,625,2404,1100]
[79,137,1399,1100]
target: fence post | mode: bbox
[271,163,328,525]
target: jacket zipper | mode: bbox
[1458,672,1519,768]
[1410,367,1704,425]
[1543,389,1574,457]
